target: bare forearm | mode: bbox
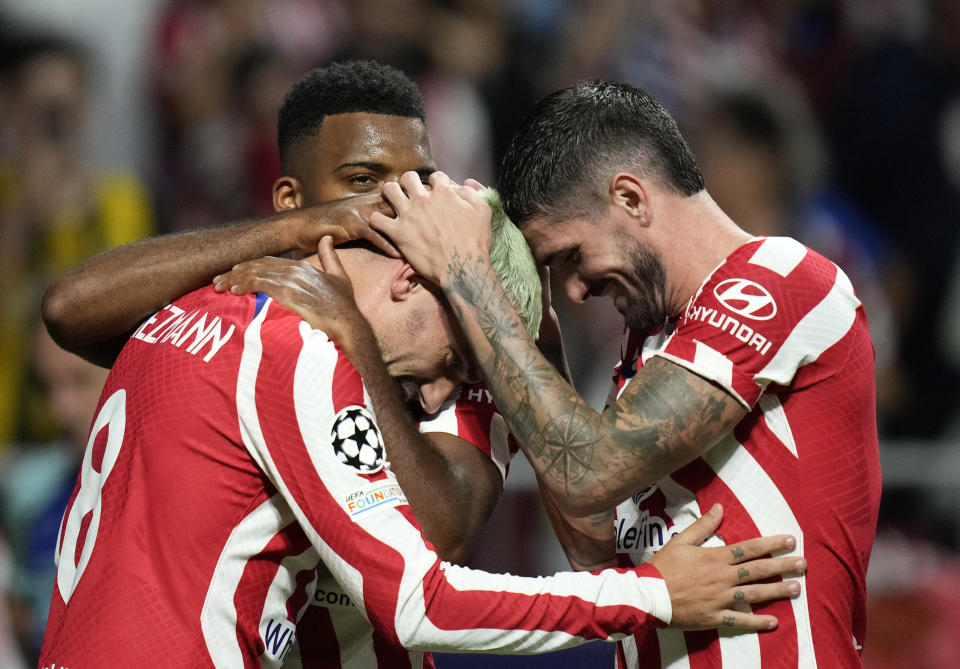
[539,480,616,572]
[441,253,728,514]
[339,322,499,563]
[42,214,298,364]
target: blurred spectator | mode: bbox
[0,324,108,664]
[825,0,960,437]
[0,33,153,448]
[689,82,906,430]
[862,530,960,668]
[150,0,344,230]
[329,0,498,184]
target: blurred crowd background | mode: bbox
[1,0,959,666]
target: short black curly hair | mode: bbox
[277,60,426,172]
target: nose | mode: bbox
[419,377,457,415]
[563,272,592,304]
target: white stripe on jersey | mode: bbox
[703,437,815,667]
[717,625,761,668]
[757,267,860,387]
[656,629,690,669]
[757,394,798,458]
[440,563,671,614]
[748,237,807,277]
[329,601,378,667]
[200,497,295,667]
[489,413,511,479]
[236,297,275,475]
[257,547,319,666]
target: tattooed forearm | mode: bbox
[441,251,746,511]
[445,252,602,492]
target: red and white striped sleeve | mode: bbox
[236,298,672,654]
[418,383,515,480]
[656,237,862,408]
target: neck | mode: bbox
[663,191,754,317]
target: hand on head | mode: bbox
[369,171,494,287]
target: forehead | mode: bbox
[311,112,434,170]
[522,216,593,264]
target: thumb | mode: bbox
[672,504,723,546]
[317,236,346,277]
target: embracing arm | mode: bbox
[370,173,746,516]
[42,195,397,367]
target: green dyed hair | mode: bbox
[483,187,543,338]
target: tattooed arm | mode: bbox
[370,172,747,515]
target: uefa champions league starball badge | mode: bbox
[331,406,385,474]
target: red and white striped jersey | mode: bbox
[288,383,515,669]
[609,237,881,668]
[40,287,673,669]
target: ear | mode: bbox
[609,172,650,226]
[388,263,421,302]
[273,176,303,211]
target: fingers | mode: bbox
[317,236,347,276]
[380,181,409,214]
[213,257,298,293]
[368,210,399,238]
[426,171,451,190]
[731,579,802,607]
[456,182,487,208]
[363,229,400,258]
[726,533,798,563]
[732,555,807,584]
[711,610,779,632]
[671,503,724,546]
[463,178,485,191]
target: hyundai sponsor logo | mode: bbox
[713,278,777,320]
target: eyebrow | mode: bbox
[538,247,570,267]
[335,162,436,180]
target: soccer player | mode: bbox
[40,62,804,668]
[368,81,881,667]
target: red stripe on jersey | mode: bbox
[671,460,799,665]
[683,629,722,669]
[297,606,342,669]
[287,553,321,623]
[372,628,413,669]
[234,523,308,666]
[331,343,366,413]
[615,641,628,669]
[452,386,496,454]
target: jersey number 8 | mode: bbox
[55,389,126,603]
